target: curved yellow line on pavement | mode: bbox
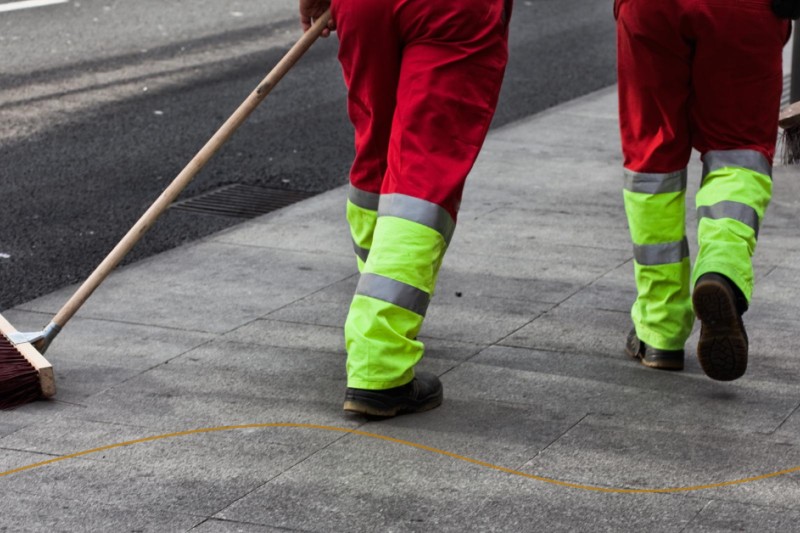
[1,422,798,494]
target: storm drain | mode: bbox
[171,184,315,219]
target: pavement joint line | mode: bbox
[2,422,800,494]
[679,500,715,533]
[209,423,359,519]
[512,412,592,473]
[261,272,359,320]
[81,338,220,400]
[8,312,217,335]
[490,306,553,348]
[773,402,800,434]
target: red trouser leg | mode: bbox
[688,1,787,161]
[617,0,694,349]
[617,0,787,171]
[617,1,692,173]
[333,0,399,199]
[617,0,787,350]
[334,0,510,219]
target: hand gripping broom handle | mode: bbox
[22,11,332,353]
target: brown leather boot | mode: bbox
[693,273,749,381]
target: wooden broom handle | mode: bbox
[52,10,332,328]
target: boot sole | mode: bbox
[693,278,748,381]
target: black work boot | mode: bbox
[343,371,443,418]
[692,273,749,381]
[625,328,684,370]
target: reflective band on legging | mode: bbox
[624,169,687,194]
[633,238,689,266]
[352,240,370,263]
[702,150,772,181]
[698,201,760,238]
[355,273,431,317]
[378,194,456,244]
[348,185,380,211]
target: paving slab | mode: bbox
[559,260,636,313]
[744,265,800,331]
[683,500,800,533]
[2,309,216,403]
[521,413,800,509]
[3,84,800,531]
[444,242,631,305]
[15,241,356,334]
[446,346,799,435]
[211,187,352,256]
[264,275,356,327]
[212,430,708,533]
[0,491,203,533]
[226,317,489,364]
[500,305,631,358]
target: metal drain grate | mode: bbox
[171,184,315,219]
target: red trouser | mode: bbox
[616,0,788,171]
[616,0,788,350]
[332,0,510,389]
[332,0,510,220]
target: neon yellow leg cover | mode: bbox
[345,215,447,389]
[624,188,693,351]
[693,168,771,302]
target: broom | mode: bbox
[0,11,332,409]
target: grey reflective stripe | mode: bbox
[356,273,430,317]
[352,240,370,263]
[702,150,772,181]
[624,169,687,194]
[348,185,380,211]
[633,238,689,266]
[698,201,760,238]
[378,193,456,243]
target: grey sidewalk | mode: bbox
[2,87,800,533]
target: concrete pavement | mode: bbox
[2,87,800,532]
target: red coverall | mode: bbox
[616,0,788,368]
[333,0,511,390]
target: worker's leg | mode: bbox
[687,1,787,380]
[341,0,510,392]
[689,2,786,301]
[617,0,694,353]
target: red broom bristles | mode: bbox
[0,335,43,409]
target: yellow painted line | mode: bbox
[2,422,799,494]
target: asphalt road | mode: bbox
[0,0,617,310]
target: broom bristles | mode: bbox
[780,126,800,165]
[0,336,44,409]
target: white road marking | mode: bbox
[0,0,69,14]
